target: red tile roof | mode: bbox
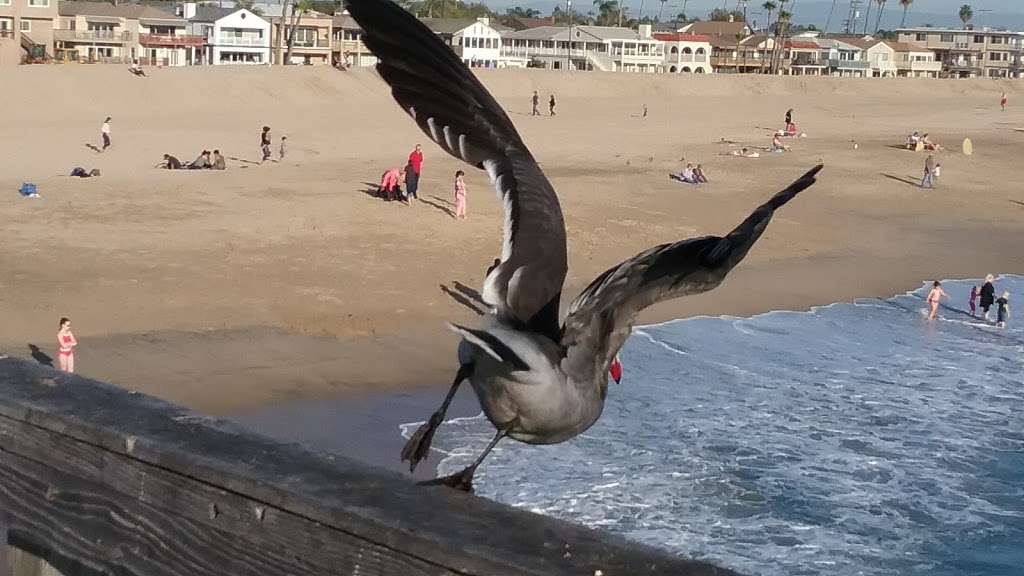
[785,40,819,49]
[653,32,711,43]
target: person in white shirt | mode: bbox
[101,117,112,151]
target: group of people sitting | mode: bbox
[70,167,101,178]
[670,163,709,184]
[159,150,226,170]
[378,167,410,202]
[905,132,942,151]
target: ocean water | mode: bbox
[403,276,1024,576]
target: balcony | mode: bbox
[290,39,330,49]
[139,33,204,48]
[333,39,367,53]
[55,29,132,43]
[212,35,266,46]
[827,58,868,69]
[908,60,942,72]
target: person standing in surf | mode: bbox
[57,317,77,373]
[996,292,1010,328]
[979,275,996,321]
[969,285,978,317]
[927,281,949,321]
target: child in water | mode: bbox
[969,286,978,317]
[927,280,948,321]
[996,292,1010,328]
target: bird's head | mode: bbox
[609,354,623,385]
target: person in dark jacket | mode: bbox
[979,274,996,321]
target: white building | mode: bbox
[653,32,712,74]
[422,17,504,68]
[815,38,869,77]
[501,24,665,73]
[180,3,269,65]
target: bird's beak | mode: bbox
[609,355,623,384]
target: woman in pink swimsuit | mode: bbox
[57,317,77,373]
[453,170,467,220]
[927,281,948,321]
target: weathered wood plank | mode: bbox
[0,357,740,576]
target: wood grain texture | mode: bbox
[0,357,740,576]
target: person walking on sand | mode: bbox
[261,126,272,162]
[969,285,978,317]
[549,94,556,116]
[454,169,467,220]
[642,104,648,118]
[406,143,423,202]
[927,280,949,321]
[57,317,77,373]
[785,108,793,126]
[531,90,540,116]
[996,291,1010,328]
[101,117,112,151]
[979,274,996,321]
[279,136,287,161]
[1000,92,1008,111]
[921,154,936,188]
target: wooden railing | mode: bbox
[0,356,740,576]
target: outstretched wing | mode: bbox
[560,165,823,382]
[346,0,567,340]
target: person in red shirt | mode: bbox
[406,144,423,201]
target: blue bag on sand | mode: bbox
[19,183,38,197]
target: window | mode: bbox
[0,18,12,30]
[0,0,9,7]
[973,35,984,44]
[989,52,1008,61]
[940,33,953,42]
[916,33,926,41]
[991,36,1003,44]
[20,19,31,32]
[27,0,48,6]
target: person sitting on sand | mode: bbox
[920,133,941,151]
[771,132,790,152]
[906,132,921,149]
[927,280,949,320]
[379,167,405,201]
[784,122,798,137]
[188,150,212,170]
[693,164,709,183]
[129,60,146,77]
[670,163,698,184]
[212,150,226,170]
[996,291,1010,328]
[159,154,183,170]
[729,147,760,158]
[70,167,100,178]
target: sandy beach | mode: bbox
[0,65,1022,417]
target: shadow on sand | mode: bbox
[420,196,455,218]
[440,280,488,316]
[84,143,103,153]
[882,173,922,188]
[28,344,53,367]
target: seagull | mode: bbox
[346,0,823,491]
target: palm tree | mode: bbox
[874,0,886,34]
[959,4,972,29]
[824,0,838,32]
[762,0,776,35]
[657,0,668,21]
[772,9,791,74]
[284,0,313,64]
[862,0,872,34]
[760,1,776,72]
[899,0,912,27]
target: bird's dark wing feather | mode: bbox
[345,0,567,340]
[560,165,823,382]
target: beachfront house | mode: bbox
[421,17,504,68]
[268,11,331,65]
[500,24,664,73]
[180,3,270,65]
[654,32,712,74]
[895,27,1023,78]
[815,38,868,77]
[861,39,897,77]
[785,39,825,76]
[709,35,776,74]
[55,1,199,65]
[330,11,373,67]
[0,0,58,65]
